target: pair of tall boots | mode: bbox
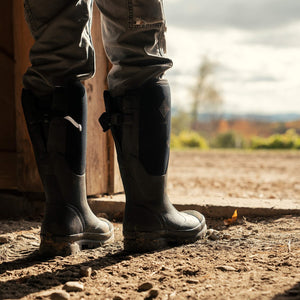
[22,80,206,256]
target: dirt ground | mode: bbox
[168,150,300,201]
[0,151,299,300]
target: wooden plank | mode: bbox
[13,0,43,192]
[107,132,124,194]
[86,8,123,195]
[85,8,111,196]
[113,148,124,194]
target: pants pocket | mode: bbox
[24,0,41,34]
[24,0,71,37]
[128,0,165,28]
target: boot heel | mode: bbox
[124,223,207,253]
[124,236,168,253]
[124,235,206,253]
[40,233,115,257]
[39,236,81,257]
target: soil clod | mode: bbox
[138,282,154,292]
[145,289,159,299]
[80,266,92,277]
[50,290,70,300]
[63,281,84,292]
[216,265,237,271]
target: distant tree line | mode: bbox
[171,56,300,150]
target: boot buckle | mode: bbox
[99,112,122,132]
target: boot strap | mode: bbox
[99,112,133,132]
[99,112,121,132]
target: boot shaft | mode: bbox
[99,80,173,231]
[22,81,88,211]
[22,81,87,176]
[100,79,171,176]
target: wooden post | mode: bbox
[85,8,123,195]
[0,3,17,189]
[83,7,123,195]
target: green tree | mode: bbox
[191,57,223,130]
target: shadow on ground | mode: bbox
[273,281,300,300]
[0,245,131,298]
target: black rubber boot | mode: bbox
[99,79,207,252]
[22,81,114,256]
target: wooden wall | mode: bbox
[0,1,122,198]
[0,2,17,189]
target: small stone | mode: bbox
[222,234,231,239]
[146,289,159,299]
[63,281,84,292]
[138,282,153,292]
[206,229,221,241]
[216,265,236,272]
[186,279,199,284]
[0,235,10,244]
[168,292,177,299]
[80,266,92,277]
[113,295,124,300]
[50,290,70,300]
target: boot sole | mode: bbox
[124,224,207,253]
[39,231,114,257]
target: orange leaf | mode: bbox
[224,209,238,226]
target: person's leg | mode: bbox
[22,0,114,256]
[96,0,207,251]
[95,0,173,96]
[23,0,95,96]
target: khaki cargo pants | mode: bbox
[23,0,173,96]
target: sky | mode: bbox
[163,0,300,115]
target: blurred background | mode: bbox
[164,0,300,150]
